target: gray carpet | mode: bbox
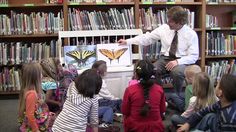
[0,93,177,132]
[0,99,19,132]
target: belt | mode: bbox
[161,55,180,60]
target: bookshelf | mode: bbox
[0,0,235,95]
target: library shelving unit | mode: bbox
[204,2,236,82]
[0,0,235,95]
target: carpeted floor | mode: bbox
[0,89,178,132]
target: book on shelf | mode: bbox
[206,32,236,56]
[68,7,134,31]
[233,11,236,27]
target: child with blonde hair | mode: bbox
[18,63,51,132]
[178,74,236,132]
[171,72,218,128]
[167,65,202,112]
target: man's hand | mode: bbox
[177,123,190,132]
[165,60,178,71]
[117,39,127,45]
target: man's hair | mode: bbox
[219,74,236,102]
[74,69,102,98]
[167,6,188,25]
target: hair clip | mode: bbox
[136,66,141,70]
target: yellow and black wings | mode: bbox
[66,50,95,64]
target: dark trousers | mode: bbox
[153,56,186,95]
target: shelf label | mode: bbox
[0,4,8,7]
[211,27,221,30]
[24,4,34,6]
[142,1,153,4]
[96,2,106,5]
[207,2,218,5]
[166,2,175,4]
[70,2,80,5]
[230,27,236,30]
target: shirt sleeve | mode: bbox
[126,27,161,46]
[89,97,99,126]
[121,87,131,116]
[185,85,193,110]
[177,32,199,65]
[181,96,196,118]
[187,101,219,128]
[98,81,117,100]
[25,91,39,132]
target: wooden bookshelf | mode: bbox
[0,0,235,95]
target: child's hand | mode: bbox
[177,123,190,132]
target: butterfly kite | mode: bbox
[99,48,128,64]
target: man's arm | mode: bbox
[119,26,163,46]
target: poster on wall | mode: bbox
[96,43,132,67]
[64,45,96,70]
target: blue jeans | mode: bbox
[99,106,113,124]
[194,113,217,132]
[171,114,187,127]
[99,99,122,113]
[168,92,185,112]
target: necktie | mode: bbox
[169,31,178,59]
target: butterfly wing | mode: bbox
[99,49,116,60]
[81,50,95,62]
[99,49,115,64]
[66,51,81,62]
[114,48,128,59]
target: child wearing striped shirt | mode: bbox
[52,69,102,132]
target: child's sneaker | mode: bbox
[114,113,123,122]
[99,123,109,128]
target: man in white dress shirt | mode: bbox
[118,6,199,95]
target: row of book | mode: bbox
[206,0,236,3]
[206,32,236,56]
[0,11,64,35]
[206,14,218,28]
[46,0,63,4]
[205,59,236,83]
[0,40,62,65]
[139,7,195,30]
[0,67,21,92]
[0,0,7,4]
[142,41,162,62]
[68,8,135,31]
[141,0,194,2]
[68,0,133,2]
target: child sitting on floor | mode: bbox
[177,74,236,132]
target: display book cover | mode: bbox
[64,43,132,70]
